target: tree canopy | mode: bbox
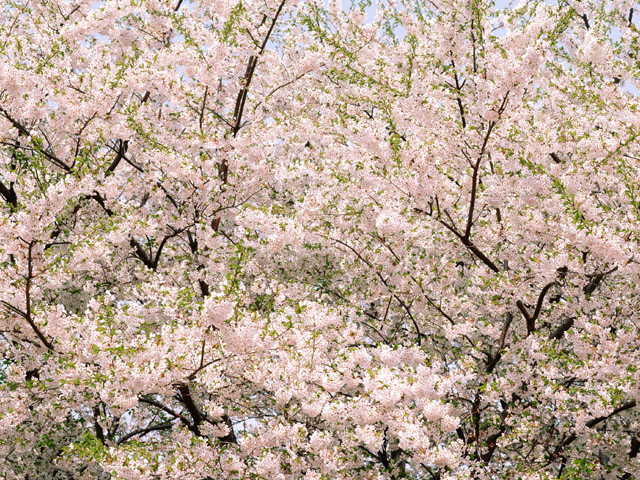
[1,0,640,478]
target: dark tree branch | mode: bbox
[415,202,500,272]
[0,179,17,207]
[139,397,193,426]
[486,313,512,373]
[105,140,130,174]
[175,385,237,444]
[464,157,482,240]
[450,56,466,128]
[630,436,640,458]
[481,425,506,462]
[2,242,55,351]
[0,106,70,170]
[554,400,637,457]
[550,266,618,340]
[549,317,575,340]
[177,384,204,435]
[130,238,154,269]
[460,236,500,273]
[584,266,618,295]
[516,281,556,334]
[117,421,174,445]
[231,0,287,137]
[0,106,30,136]
[93,406,105,444]
[199,86,208,132]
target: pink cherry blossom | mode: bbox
[1,0,640,478]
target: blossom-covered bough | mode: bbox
[1,0,640,478]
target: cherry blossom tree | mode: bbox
[1,0,640,478]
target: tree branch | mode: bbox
[1,242,55,351]
[117,421,174,445]
[584,266,618,295]
[0,179,17,207]
[516,281,556,335]
[548,317,575,340]
[554,400,637,456]
[139,396,193,427]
